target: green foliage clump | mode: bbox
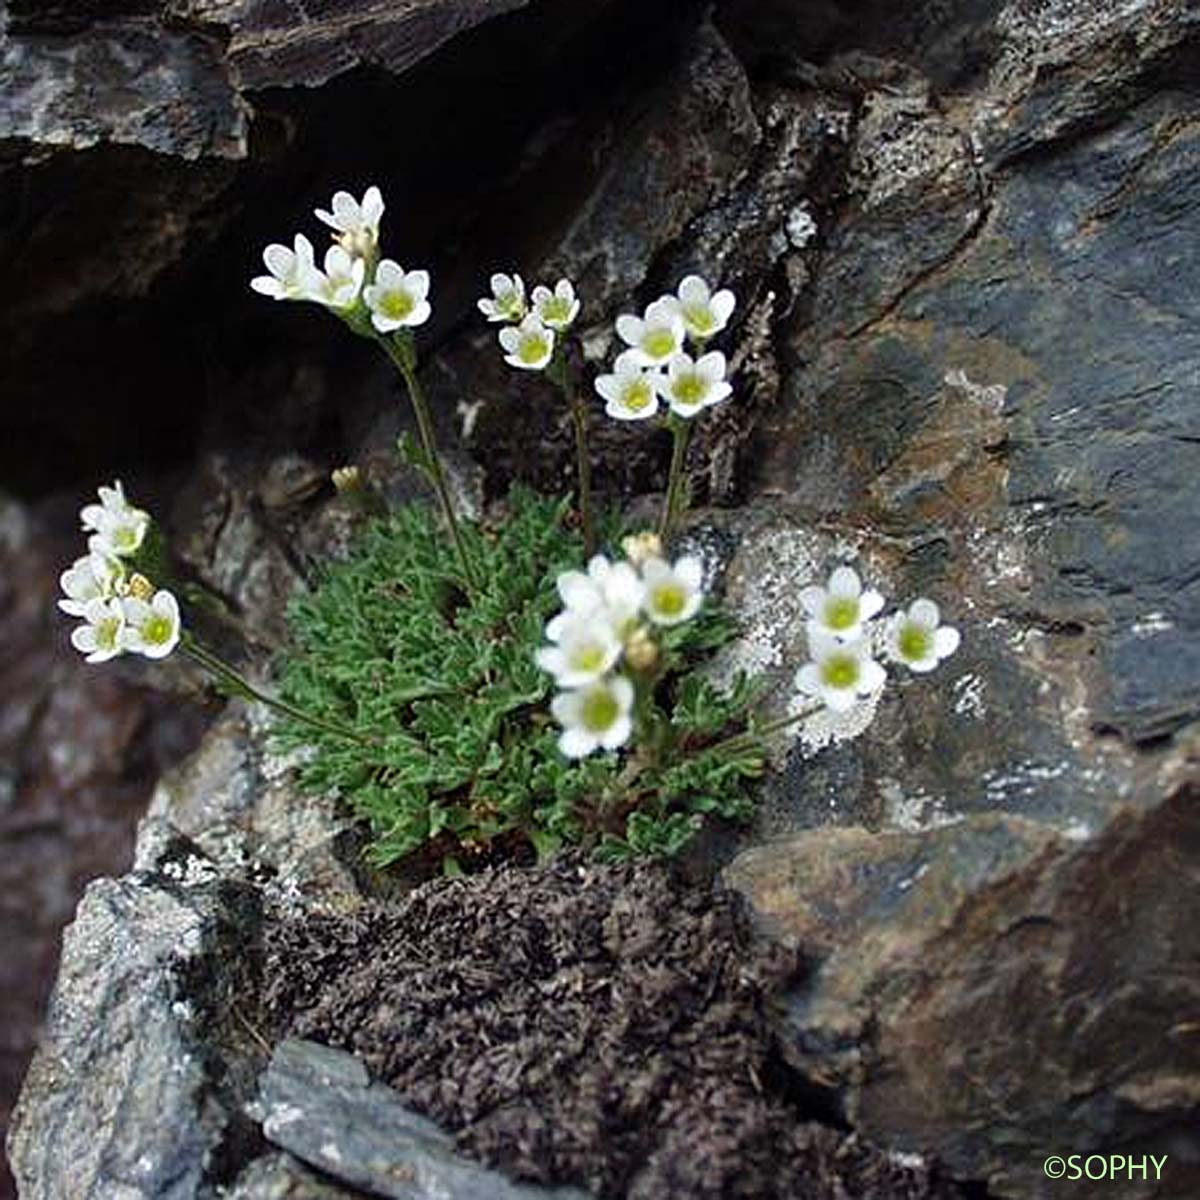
[277,489,761,871]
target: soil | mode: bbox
[262,856,969,1199]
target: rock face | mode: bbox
[7,0,1200,1197]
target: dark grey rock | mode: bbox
[726,780,1200,1199]
[546,18,761,313]
[6,822,263,1200]
[1,16,249,160]
[256,1040,591,1200]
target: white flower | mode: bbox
[885,599,961,673]
[675,275,736,341]
[641,556,703,626]
[58,552,123,616]
[306,245,366,311]
[615,296,686,366]
[551,556,644,635]
[70,598,127,664]
[660,350,732,418]
[478,273,527,323]
[364,260,431,331]
[122,589,182,660]
[80,479,150,558]
[594,350,660,421]
[531,279,580,330]
[551,675,635,758]
[314,186,384,255]
[250,234,318,300]
[796,630,886,712]
[536,611,622,688]
[800,567,885,641]
[498,314,554,370]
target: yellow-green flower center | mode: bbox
[571,643,606,673]
[112,524,140,553]
[642,328,676,359]
[672,372,707,408]
[143,613,173,646]
[899,622,932,662]
[683,303,716,336]
[581,689,619,732]
[381,289,415,320]
[624,379,653,411]
[541,296,573,324]
[519,334,550,365]
[821,653,860,690]
[652,582,687,619]
[824,596,859,631]
[499,293,524,319]
[97,616,122,651]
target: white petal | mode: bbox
[361,186,384,226]
[262,243,294,278]
[935,626,961,658]
[250,276,284,297]
[531,285,552,305]
[829,567,861,598]
[498,327,521,353]
[910,598,940,627]
[71,625,98,653]
[594,374,622,403]
[645,295,682,324]
[700,381,729,410]
[796,664,821,696]
[808,629,843,660]
[710,289,736,325]
[600,715,632,751]
[859,659,887,693]
[551,691,581,724]
[559,728,597,759]
[677,275,710,306]
[799,586,826,619]
[674,557,703,592]
[695,350,727,381]
[823,686,856,712]
[615,314,643,346]
[609,675,634,712]
[860,590,885,621]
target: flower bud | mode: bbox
[622,531,663,566]
[331,465,364,494]
[623,625,660,672]
[126,572,155,601]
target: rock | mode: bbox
[256,1040,591,1200]
[726,780,1200,1198]
[6,822,263,1200]
[547,19,760,311]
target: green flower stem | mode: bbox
[549,349,596,559]
[378,331,481,591]
[182,636,371,747]
[657,415,694,543]
[697,701,823,759]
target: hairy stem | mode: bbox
[698,701,824,759]
[183,638,371,746]
[379,332,481,590]
[549,348,596,558]
[657,416,694,543]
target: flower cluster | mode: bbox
[537,536,703,758]
[59,481,181,663]
[795,566,960,713]
[595,276,735,421]
[479,274,580,370]
[252,186,432,332]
